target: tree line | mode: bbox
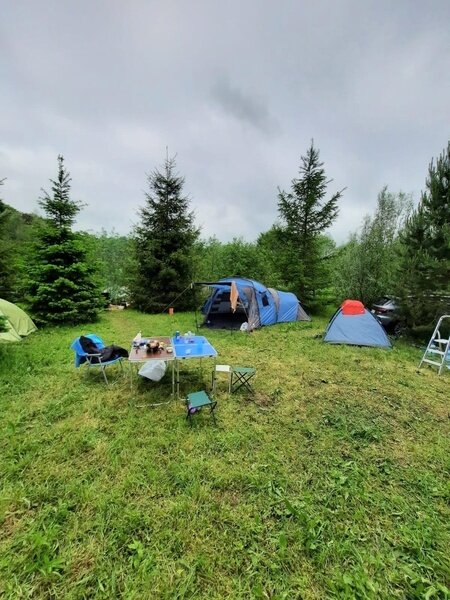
[0,141,449,336]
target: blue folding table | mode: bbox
[172,335,218,397]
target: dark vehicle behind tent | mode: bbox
[371,296,404,334]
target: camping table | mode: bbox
[172,335,218,398]
[128,336,176,400]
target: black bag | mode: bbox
[99,345,129,362]
[79,336,129,363]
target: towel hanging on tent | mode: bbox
[230,281,239,313]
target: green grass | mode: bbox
[0,310,449,599]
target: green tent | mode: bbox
[0,298,37,342]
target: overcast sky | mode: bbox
[1,0,449,243]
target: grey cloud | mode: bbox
[211,79,279,135]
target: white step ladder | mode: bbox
[419,315,450,375]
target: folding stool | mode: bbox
[212,364,232,393]
[186,390,217,426]
[231,366,256,393]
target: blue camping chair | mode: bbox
[70,334,124,384]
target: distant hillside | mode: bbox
[0,198,44,300]
[0,200,44,240]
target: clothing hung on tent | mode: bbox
[230,281,239,313]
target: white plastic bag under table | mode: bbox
[138,360,167,382]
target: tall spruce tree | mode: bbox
[131,156,199,312]
[276,142,343,309]
[27,155,100,325]
[397,142,450,328]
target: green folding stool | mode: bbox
[231,366,256,394]
[186,391,217,426]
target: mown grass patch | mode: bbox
[1,310,449,598]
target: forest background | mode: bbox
[0,140,449,337]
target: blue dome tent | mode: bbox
[324,299,391,348]
[197,277,310,330]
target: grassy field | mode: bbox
[0,309,449,599]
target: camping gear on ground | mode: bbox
[0,298,37,342]
[185,390,217,426]
[324,300,392,349]
[128,336,175,398]
[212,364,232,393]
[212,364,256,394]
[70,334,128,384]
[78,335,129,363]
[419,315,450,375]
[138,360,167,381]
[231,366,256,393]
[172,334,218,397]
[196,277,310,331]
[129,334,218,399]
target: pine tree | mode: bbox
[26,156,100,325]
[131,156,199,312]
[398,142,450,328]
[276,142,343,308]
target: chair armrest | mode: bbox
[85,352,102,364]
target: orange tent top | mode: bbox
[341,299,365,315]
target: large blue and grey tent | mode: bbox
[197,277,310,330]
[324,300,392,348]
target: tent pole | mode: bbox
[193,282,200,332]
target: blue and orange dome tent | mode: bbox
[324,299,391,348]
